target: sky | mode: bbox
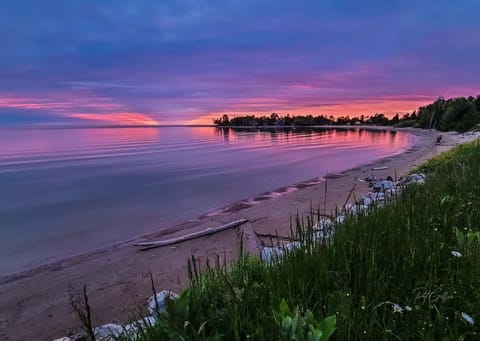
[0,0,479,126]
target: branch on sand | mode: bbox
[133,218,248,250]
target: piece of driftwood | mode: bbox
[255,232,292,241]
[133,218,248,250]
[372,166,390,170]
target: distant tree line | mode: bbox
[213,95,480,132]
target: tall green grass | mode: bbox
[132,141,480,340]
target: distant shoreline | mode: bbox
[213,124,401,130]
[2,123,401,129]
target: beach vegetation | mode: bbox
[96,139,480,340]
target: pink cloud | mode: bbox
[0,92,158,125]
[68,113,159,125]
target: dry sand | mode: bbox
[0,128,468,341]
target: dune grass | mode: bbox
[126,140,480,340]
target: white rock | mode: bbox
[124,316,157,339]
[361,196,372,206]
[123,324,139,340]
[409,178,425,185]
[384,188,398,199]
[261,246,284,263]
[368,192,385,201]
[94,323,124,341]
[344,203,358,215]
[148,290,179,315]
[312,217,333,231]
[53,338,72,341]
[69,331,87,341]
[358,205,369,212]
[373,180,394,192]
[285,241,301,251]
[344,203,370,215]
[408,173,425,182]
[335,215,345,224]
[460,132,480,142]
[398,173,426,186]
[462,312,475,325]
[313,229,334,242]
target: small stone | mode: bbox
[361,195,372,206]
[123,324,138,339]
[285,241,301,251]
[313,229,334,242]
[384,188,397,199]
[451,250,462,258]
[53,338,72,341]
[94,323,124,341]
[408,173,426,182]
[461,312,475,325]
[366,192,385,202]
[69,330,86,341]
[335,215,345,224]
[344,203,358,215]
[357,204,369,212]
[124,316,157,338]
[373,180,394,192]
[312,217,333,231]
[392,304,404,314]
[148,291,179,315]
[398,173,426,186]
[261,246,284,263]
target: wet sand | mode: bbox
[0,128,467,341]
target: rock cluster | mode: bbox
[459,131,480,142]
[260,172,427,263]
[58,290,178,341]
[147,290,179,315]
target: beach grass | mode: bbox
[120,140,480,340]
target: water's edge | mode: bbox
[0,129,418,282]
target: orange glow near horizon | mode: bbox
[0,94,159,126]
[2,91,477,126]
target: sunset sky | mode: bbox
[1,1,479,126]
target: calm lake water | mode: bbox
[0,126,414,275]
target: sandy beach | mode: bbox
[0,128,468,341]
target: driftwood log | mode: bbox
[133,218,248,250]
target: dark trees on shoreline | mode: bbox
[213,95,480,132]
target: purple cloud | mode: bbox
[0,0,479,125]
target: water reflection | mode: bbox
[0,127,159,159]
[0,126,414,275]
[214,126,408,153]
